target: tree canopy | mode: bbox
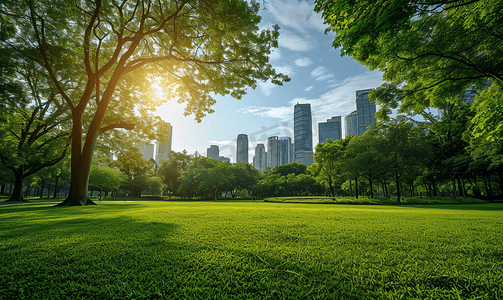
[1,0,289,205]
[314,0,503,118]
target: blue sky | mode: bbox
[155,0,384,163]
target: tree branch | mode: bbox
[99,121,136,135]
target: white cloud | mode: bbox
[305,86,314,92]
[311,66,327,77]
[258,81,276,96]
[295,57,313,67]
[268,0,326,33]
[240,71,384,128]
[315,74,335,81]
[278,31,312,52]
[269,48,281,61]
[275,65,295,76]
[239,106,293,121]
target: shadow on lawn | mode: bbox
[409,203,503,211]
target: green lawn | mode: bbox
[1,202,503,299]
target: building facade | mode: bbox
[294,103,313,164]
[236,134,249,163]
[253,143,266,171]
[318,116,342,144]
[137,143,155,161]
[267,136,279,169]
[356,89,377,136]
[278,136,292,166]
[156,123,173,165]
[207,145,219,160]
[345,110,357,137]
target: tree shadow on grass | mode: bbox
[408,203,503,211]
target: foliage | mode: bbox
[270,162,307,177]
[1,202,502,298]
[314,0,503,120]
[89,164,126,198]
[178,157,234,200]
[1,0,289,205]
[158,150,192,197]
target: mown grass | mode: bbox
[1,202,503,299]
[264,195,487,205]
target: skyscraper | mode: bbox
[278,136,292,165]
[236,134,249,163]
[318,116,342,144]
[356,89,376,136]
[156,122,173,165]
[138,143,154,161]
[294,103,312,164]
[267,136,279,169]
[207,145,219,160]
[253,143,266,171]
[345,110,357,137]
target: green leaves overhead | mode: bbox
[315,0,503,117]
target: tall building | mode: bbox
[278,136,292,165]
[302,151,314,166]
[156,122,173,165]
[294,103,313,164]
[356,89,377,136]
[318,116,342,144]
[207,145,219,160]
[138,143,155,161]
[236,134,249,163]
[267,136,279,169]
[345,110,357,137]
[253,143,266,171]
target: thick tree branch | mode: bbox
[99,121,136,135]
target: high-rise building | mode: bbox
[236,134,249,163]
[267,136,279,169]
[278,136,292,165]
[207,145,219,160]
[294,103,313,164]
[356,89,377,136]
[318,116,342,144]
[253,143,266,171]
[302,151,314,166]
[138,143,155,161]
[156,122,173,165]
[345,110,357,137]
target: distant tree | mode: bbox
[115,146,151,198]
[345,132,385,199]
[158,151,192,197]
[271,162,307,177]
[311,139,347,197]
[228,163,260,197]
[2,0,289,206]
[89,164,126,200]
[178,157,233,200]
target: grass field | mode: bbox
[1,201,503,299]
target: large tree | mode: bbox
[314,0,503,119]
[1,0,288,206]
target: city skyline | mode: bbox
[153,0,385,162]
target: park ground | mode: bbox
[1,200,503,299]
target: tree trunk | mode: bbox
[58,115,97,206]
[53,175,60,198]
[368,177,374,199]
[8,172,25,202]
[498,170,503,199]
[395,174,401,202]
[1,184,5,194]
[452,176,457,199]
[487,173,494,202]
[349,179,353,198]
[355,177,359,199]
